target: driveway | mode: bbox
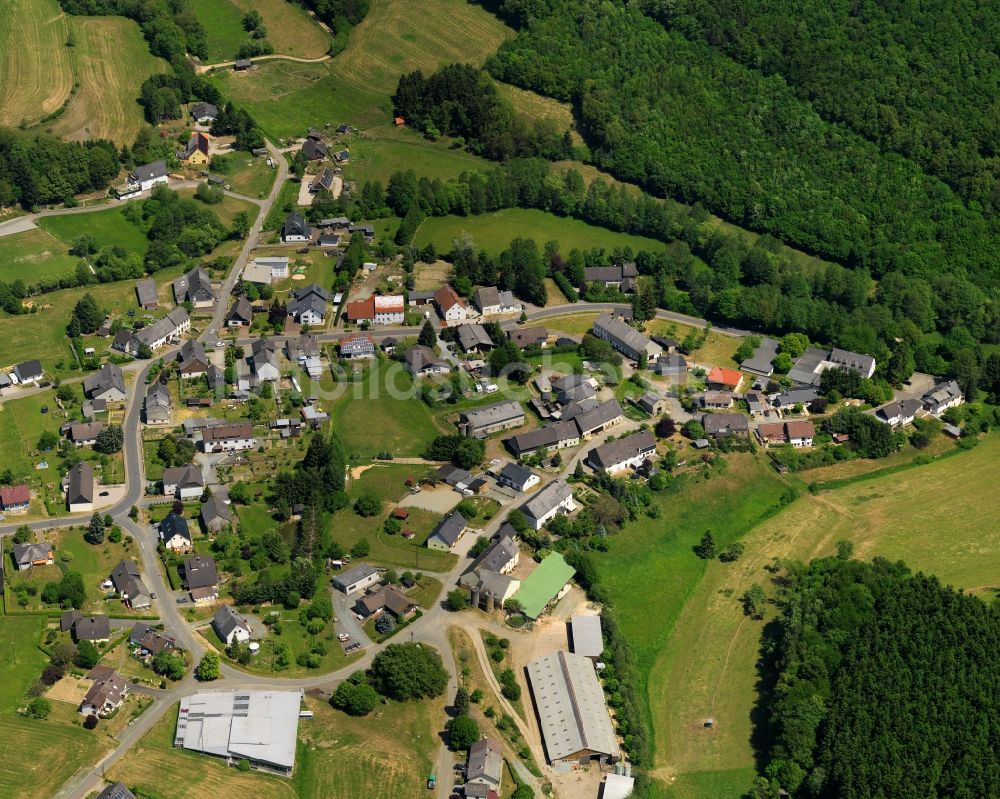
[331,585,367,650]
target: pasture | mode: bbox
[650,434,1000,798]
[175,187,259,228]
[210,150,277,198]
[646,319,742,369]
[194,0,331,63]
[412,209,669,256]
[0,611,111,799]
[0,227,79,285]
[50,15,168,143]
[38,207,149,254]
[0,0,73,128]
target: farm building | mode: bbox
[174,690,303,774]
[459,400,525,438]
[332,563,381,594]
[570,614,604,660]
[526,650,620,764]
[513,552,576,619]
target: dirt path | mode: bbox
[195,53,332,74]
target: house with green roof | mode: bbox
[513,552,576,619]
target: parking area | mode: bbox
[398,485,463,514]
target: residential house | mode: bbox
[129,623,177,657]
[355,585,417,621]
[506,421,580,458]
[80,668,127,717]
[287,283,330,326]
[178,340,210,379]
[740,337,779,377]
[584,262,637,291]
[434,285,471,322]
[184,554,219,602]
[159,512,192,552]
[200,495,232,532]
[464,738,503,797]
[828,347,877,378]
[349,223,375,240]
[178,132,210,166]
[472,286,519,316]
[338,333,376,359]
[706,367,743,392]
[162,464,204,499]
[573,399,624,438]
[135,278,159,309]
[435,465,473,490]
[772,388,819,409]
[317,233,341,248]
[282,213,311,243]
[586,429,657,474]
[636,392,668,416]
[129,160,168,192]
[69,421,105,447]
[755,421,816,448]
[301,139,328,161]
[405,345,450,377]
[496,462,540,492]
[110,560,152,609]
[117,308,191,355]
[0,483,30,513]
[510,327,549,349]
[285,334,321,362]
[143,380,172,424]
[66,462,94,512]
[206,364,226,395]
[788,346,876,386]
[702,413,750,438]
[344,294,405,325]
[12,541,54,570]
[201,423,255,452]
[83,363,126,402]
[922,380,964,415]
[459,400,525,438]
[173,266,214,307]
[332,563,382,594]
[427,512,468,551]
[476,534,520,576]
[190,102,218,124]
[457,324,495,353]
[96,782,137,799]
[213,605,251,645]
[874,398,922,428]
[71,615,111,643]
[226,296,253,327]
[551,374,598,405]
[591,314,662,361]
[310,168,335,193]
[519,479,576,530]
[11,360,43,384]
[703,391,734,410]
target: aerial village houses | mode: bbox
[12,541,54,570]
[83,363,126,403]
[201,495,233,532]
[80,667,128,717]
[178,132,210,166]
[457,324,495,354]
[355,585,417,621]
[66,461,95,512]
[507,420,580,458]
[460,532,522,610]
[472,286,519,316]
[922,380,964,415]
[158,511,192,552]
[702,413,751,438]
[174,266,214,308]
[190,102,217,124]
[587,429,657,474]
[435,285,471,322]
[227,296,254,327]
[184,554,219,603]
[338,333,376,359]
[178,339,210,379]
[201,422,255,452]
[406,345,449,377]
[755,420,816,448]
[114,308,191,355]
[459,400,526,438]
[585,262,637,291]
[0,483,31,514]
[573,399,625,438]
[110,560,152,610]
[787,346,877,386]
[213,605,252,645]
[344,294,405,326]
[135,278,159,309]
[875,398,923,428]
[332,563,382,594]
[706,367,743,392]
[144,380,172,424]
[283,213,312,243]
[740,337,780,377]
[427,511,468,551]
[69,421,104,447]
[464,737,503,798]
[591,314,662,361]
[287,283,330,326]
[519,479,576,530]
[62,612,111,643]
[243,256,289,285]
[130,160,168,192]
[162,464,204,499]
[11,360,44,385]
[496,462,540,492]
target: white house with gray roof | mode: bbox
[586,429,656,474]
[427,512,468,551]
[922,380,963,415]
[519,479,576,530]
[592,314,662,361]
[459,400,525,438]
[83,363,126,402]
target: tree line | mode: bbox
[755,555,1000,798]
[486,0,1000,292]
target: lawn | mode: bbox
[175,187,259,228]
[210,149,277,198]
[328,362,443,458]
[413,209,669,257]
[646,319,742,369]
[648,434,1000,798]
[38,206,149,254]
[0,0,73,128]
[194,0,330,63]
[5,527,145,615]
[0,227,79,285]
[538,313,600,336]
[0,609,111,799]
[592,454,789,797]
[50,14,169,143]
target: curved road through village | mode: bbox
[0,148,743,797]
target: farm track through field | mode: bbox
[0,0,73,127]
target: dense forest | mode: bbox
[659,0,1000,209]
[486,1,1000,304]
[757,556,1000,798]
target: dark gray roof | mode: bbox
[499,461,536,488]
[162,463,204,490]
[135,307,190,347]
[477,535,519,574]
[787,347,830,386]
[456,324,494,351]
[213,604,250,639]
[466,737,503,786]
[288,284,329,319]
[702,413,750,436]
[588,429,656,470]
[74,615,111,640]
[773,388,819,407]
[740,337,779,376]
[131,160,166,182]
[67,462,94,505]
[179,339,208,372]
[190,102,218,120]
[184,554,218,589]
[14,360,43,381]
[507,421,578,455]
[283,212,311,238]
[573,399,624,435]
[655,352,688,375]
[520,479,573,522]
[174,266,213,304]
[96,782,137,799]
[460,400,524,432]
[135,278,158,306]
[12,541,51,566]
[228,296,253,323]
[159,512,191,543]
[201,495,232,525]
[430,512,467,547]
[109,559,141,593]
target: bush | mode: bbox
[447,713,480,751]
[83,714,98,729]
[331,679,378,716]
[195,653,221,681]
[75,640,100,669]
[26,697,51,719]
[446,589,470,611]
[353,493,380,517]
[375,614,395,635]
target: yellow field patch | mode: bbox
[0,0,73,127]
[334,0,513,97]
[45,674,92,705]
[50,15,168,143]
